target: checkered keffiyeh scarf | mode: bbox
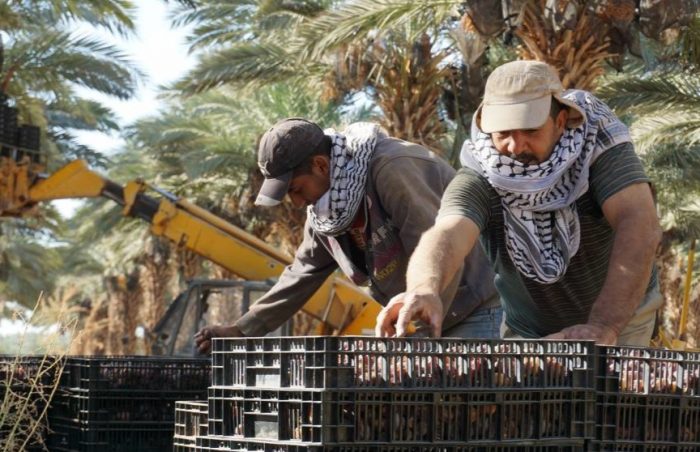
[308,122,380,236]
[461,90,631,284]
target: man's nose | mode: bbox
[507,133,527,155]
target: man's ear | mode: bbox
[556,109,569,132]
[312,155,331,176]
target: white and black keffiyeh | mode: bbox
[308,122,380,236]
[461,90,631,284]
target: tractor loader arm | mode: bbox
[3,158,380,335]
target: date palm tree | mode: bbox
[0,1,140,309]
[596,7,700,345]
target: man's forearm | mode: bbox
[376,216,479,338]
[405,230,446,294]
[587,217,661,335]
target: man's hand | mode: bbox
[375,291,444,338]
[194,324,244,354]
[545,323,618,345]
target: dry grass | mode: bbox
[0,293,78,451]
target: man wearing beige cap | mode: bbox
[195,118,502,352]
[376,60,662,346]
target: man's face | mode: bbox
[286,155,331,208]
[490,110,568,165]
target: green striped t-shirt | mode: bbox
[439,142,658,337]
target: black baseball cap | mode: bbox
[255,118,327,206]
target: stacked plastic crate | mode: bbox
[0,97,18,154]
[47,356,210,452]
[0,96,41,159]
[196,337,597,452]
[593,346,700,451]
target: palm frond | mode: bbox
[3,1,136,36]
[663,201,700,241]
[630,112,700,153]
[597,71,700,116]
[5,30,142,99]
[46,98,120,132]
[170,2,258,49]
[643,141,700,174]
[256,0,328,33]
[0,224,61,308]
[300,0,459,60]
[52,1,137,37]
[258,0,329,17]
[173,43,297,94]
[49,130,113,168]
[170,1,255,28]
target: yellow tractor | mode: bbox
[0,147,382,352]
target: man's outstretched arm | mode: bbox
[548,182,661,344]
[376,215,480,337]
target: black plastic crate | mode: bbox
[596,347,700,396]
[0,354,62,389]
[211,337,595,391]
[49,388,207,423]
[596,394,700,445]
[0,104,18,145]
[600,393,700,448]
[595,346,700,448]
[43,356,209,451]
[588,442,700,451]
[209,387,592,445]
[16,125,40,151]
[195,436,586,451]
[61,356,210,392]
[174,400,208,449]
[47,418,174,452]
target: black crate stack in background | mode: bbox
[47,356,210,452]
[0,94,41,161]
[196,337,597,452]
[0,95,18,153]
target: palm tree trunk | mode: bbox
[105,271,141,354]
[139,239,173,353]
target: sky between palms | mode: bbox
[56,0,195,217]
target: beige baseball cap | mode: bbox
[477,60,586,134]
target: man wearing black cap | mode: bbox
[195,118,501,352]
